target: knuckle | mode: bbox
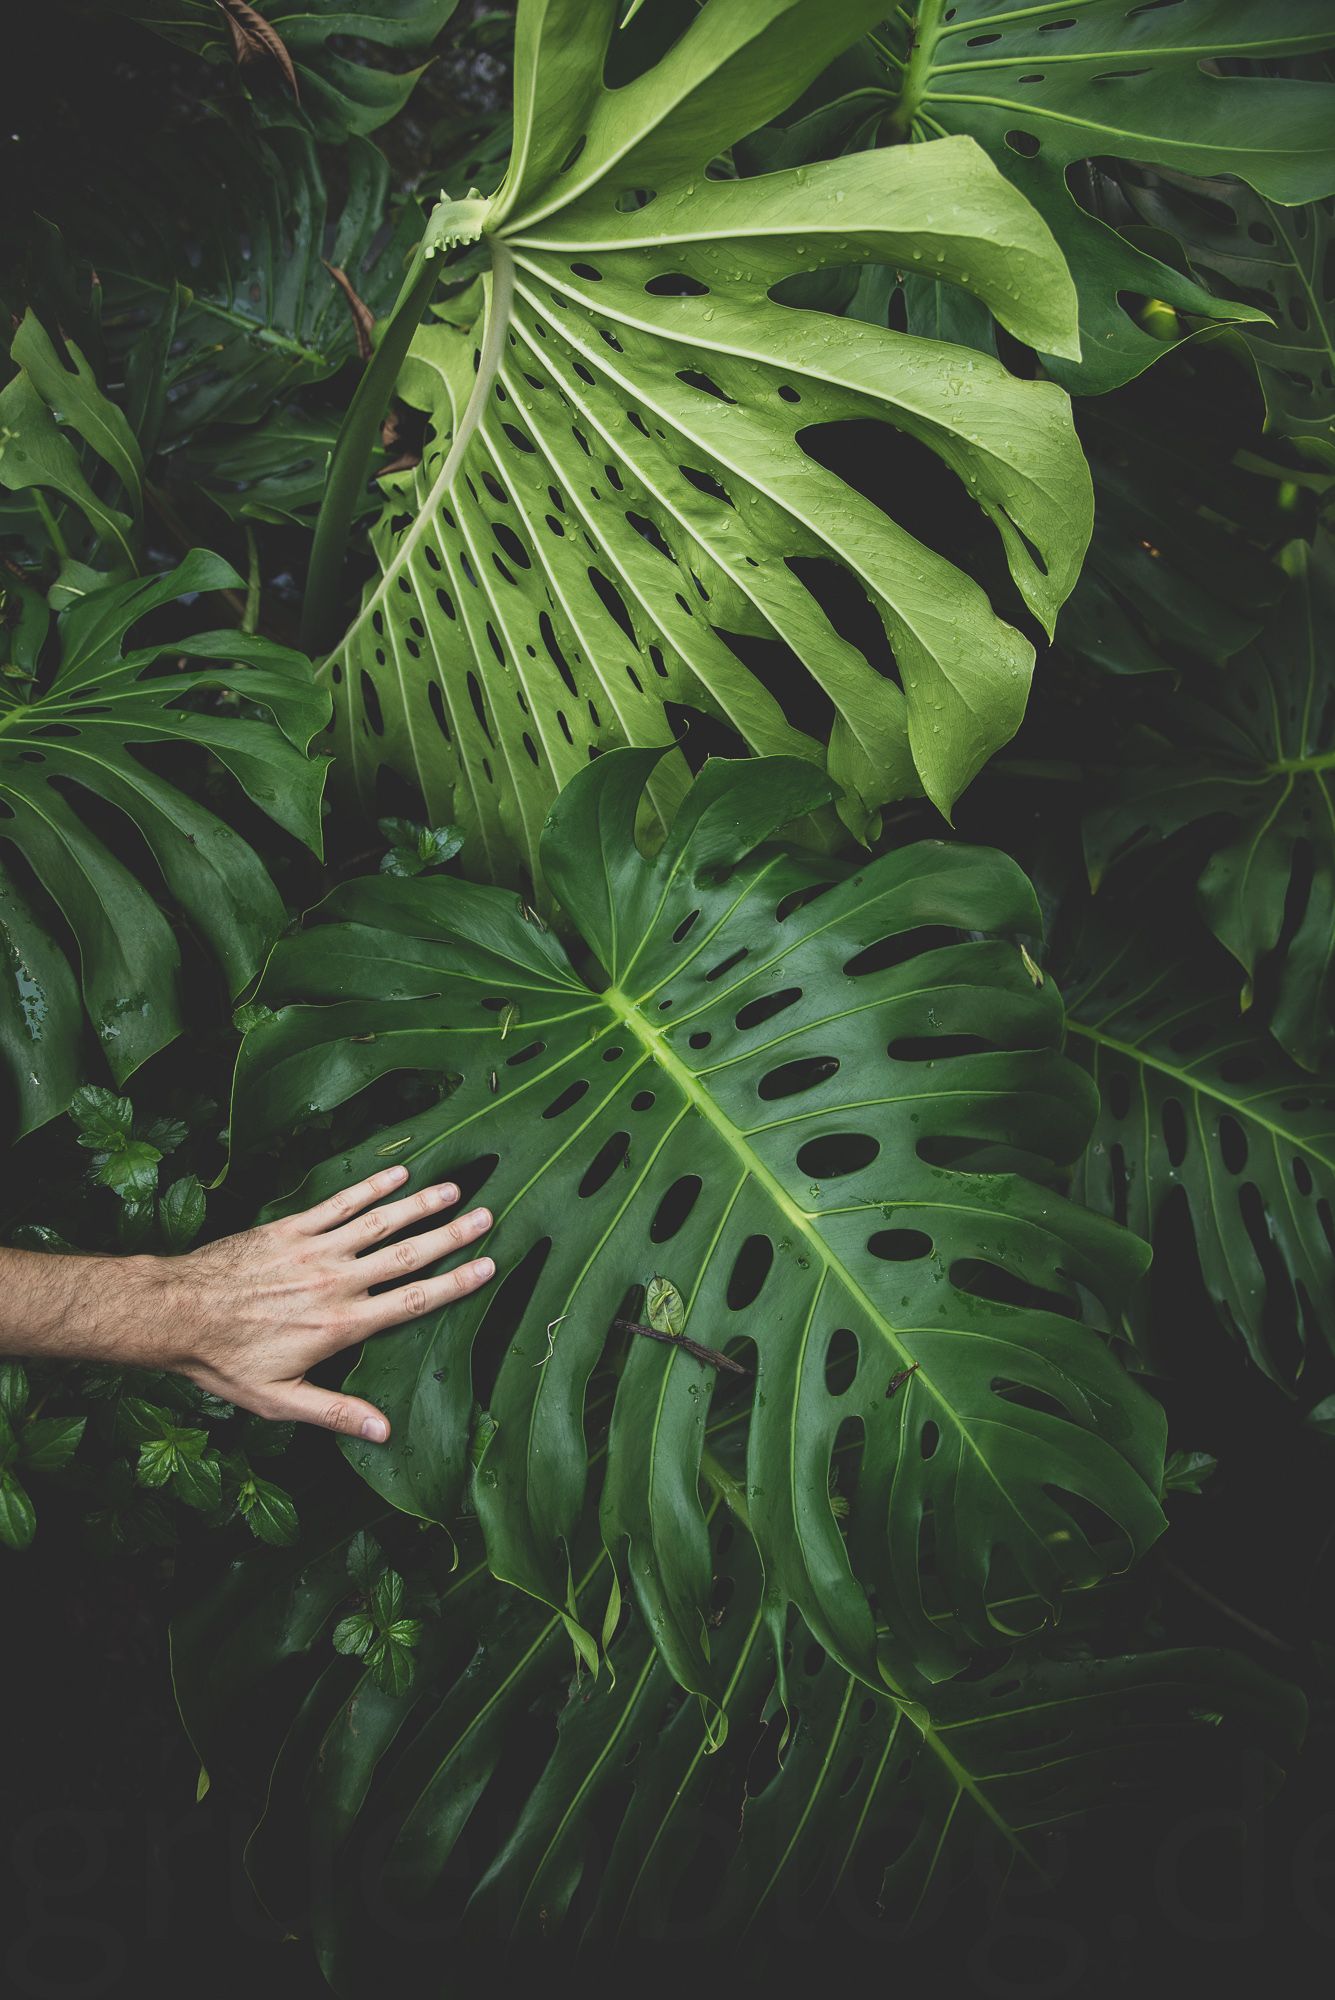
[394,1238,419,1270]
[320,1399,352,1434]
[326,1187,353,1217]
[361,1207,387,1239]
[402,1284,429,1317]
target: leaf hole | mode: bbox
[650,1173,703,1242]
[757,1055,840,1102]
[579,1131,631,1197]
[824,1326,859,1397]
[726,1234,774,1311]
[868,1229,932,1262]
[795,1133,880,1180]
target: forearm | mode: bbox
[0,1166,495,1439]
[0,1248,169,1369]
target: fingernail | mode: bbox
[467,1207,491,1230]
[360,1415,389,1442]
[437,1182,460,1203]
[474,1257,495,1280]
[387,1164,409,1183]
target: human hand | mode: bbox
[146,1164,493,1441]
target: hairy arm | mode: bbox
[0,1164,493,1443]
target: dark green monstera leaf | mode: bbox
[99,0,459,139]
[170,1489,1302,1970]
[869,0,1335,394]
[325,0,1092,885]
[1085,537,1335,1071]
[1064,909,1335,1387]
[0,552,328,1137]
[87,126,421,447]
[1129,171,1335,469]
[232,749,1163,1693]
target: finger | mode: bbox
[359,1255,496,1335]
[355,1206,492,1287]
[298,1163,409,1234]
[331,1178,461,1252]
[265,1378,391,1443]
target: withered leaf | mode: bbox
[213,0,300,103]
[323,262,376,362]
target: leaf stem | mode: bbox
[32,492,68,564]
[883,0,947,142]
[300,246,442,655]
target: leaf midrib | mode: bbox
[1066,1017,1335,1165]
[602,980,1054,1539]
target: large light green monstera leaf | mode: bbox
[326,0,1091,887]
[233,751,1163,1695]
[872,0,1335,395]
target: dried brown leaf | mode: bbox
[213,0,300,103]
[323,262,376,362]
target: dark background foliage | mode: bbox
[4,3,1335,1993]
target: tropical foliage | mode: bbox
[6,0,1335,1979]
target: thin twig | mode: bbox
[613,1318,750,1376]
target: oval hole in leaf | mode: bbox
[578,1130,631,1197]
[471,1236,553,1403]
[796,1132,879,1180]
[542,1078,590,1120]
[824,1327,859,1397]
[868,1229,932,1262]
[649,1173,702,1243]
[726,1234,774,1311]
[844,927,958,977]
[758,1055,839,1102]
[735,986,801,1031]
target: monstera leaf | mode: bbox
[1064,909,1335,1387]
[0,552,328,1138]
[170,1493,1302,1970]
[232,750,1163,1694]
[1129,171,1335,468]
[869,0,1335,394]
[1085,537,1335,1070]
[323,0,1092,884]
[99,0,459,139]
[711,1629,1303,1939]
[0,309,143,569]
[86,126,421,446]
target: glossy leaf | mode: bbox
[0,552,328,1137]
[327,0,1091,882]
[233,750,1162,1693]
[873,0,1335,394]
[87,127,422,446]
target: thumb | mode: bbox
[269,1379,391,1444]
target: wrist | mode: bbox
[108,1253,190,1373]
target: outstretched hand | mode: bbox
[158,1164,493,1441]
